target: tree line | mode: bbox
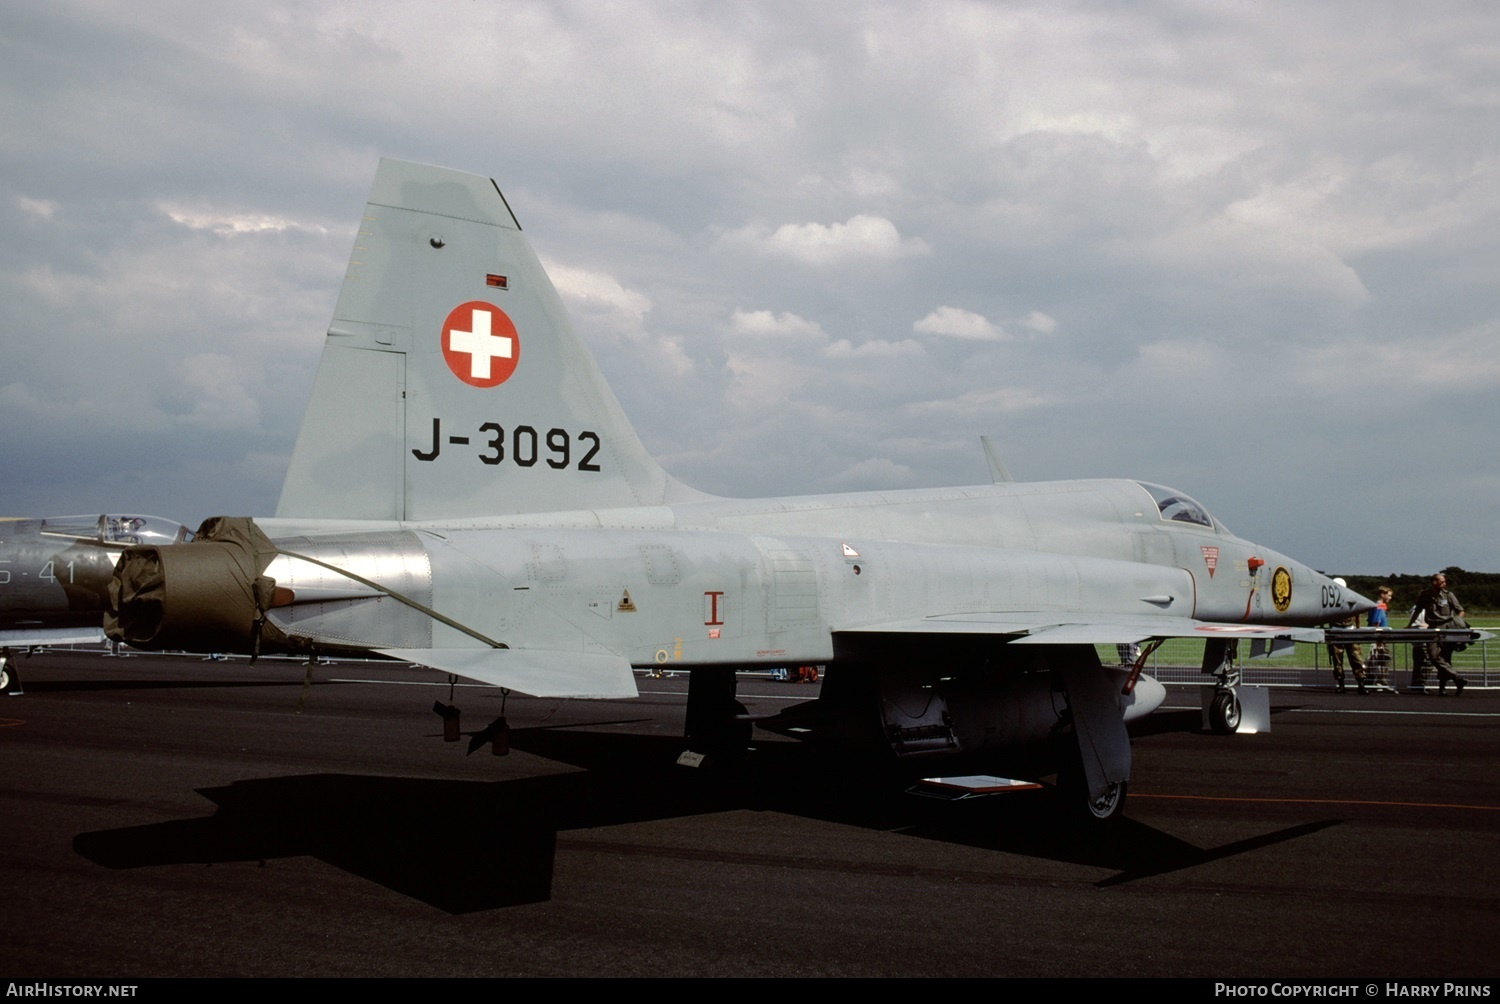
[1337,567,1500,614]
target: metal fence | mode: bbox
[1125,636,1492,690]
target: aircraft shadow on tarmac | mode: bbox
[73,722,1340,913]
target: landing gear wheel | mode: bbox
[0,659,9,693]
[1083,780,1127,822]
[1210,690,1241,734]
[1057,758,1128,826]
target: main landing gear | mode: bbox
[682,667,752,765]
[1057,753,1128,825]
[1054,658,1133,825]
[1082,780,1127,822]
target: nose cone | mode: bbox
[1328,575,1377,618]
[1247,542,1376,626]
[1321,571,1376,619]
[1342,585,1377,618]
[1296,565,1375,623]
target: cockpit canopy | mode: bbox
[1135,482,1225,532]
[39,514,193,546]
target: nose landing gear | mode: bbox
[1203,638,1243,735]
[1209,689,1241,734]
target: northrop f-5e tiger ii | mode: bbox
[104,159,1371,822]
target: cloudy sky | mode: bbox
[2,1,1496,575]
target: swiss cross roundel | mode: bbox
[441,301,519,388]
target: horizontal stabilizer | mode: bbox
[376,647,638,699]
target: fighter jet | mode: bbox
[104,160,1370,821]
[1,514,191,692]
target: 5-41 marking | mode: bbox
[0,559,75,585]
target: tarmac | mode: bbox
[3,651,1497,978]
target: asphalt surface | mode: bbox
[3,651,1497,978]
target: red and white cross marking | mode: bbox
[441,301,520,388]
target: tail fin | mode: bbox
[277,159,699,521]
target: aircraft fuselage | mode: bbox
[242,476,1351,674]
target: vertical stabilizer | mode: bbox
[277,159,695,521]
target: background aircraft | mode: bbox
[0,514,191,692]
[105,160,1369,821]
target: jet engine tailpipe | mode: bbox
[106,516,278,653]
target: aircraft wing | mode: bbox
[838,615,1323,645]
[376,647,639,699]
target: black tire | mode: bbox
[1210,690,1241,734]
[1057,758,1128,825]
[1081,779,1127,823]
